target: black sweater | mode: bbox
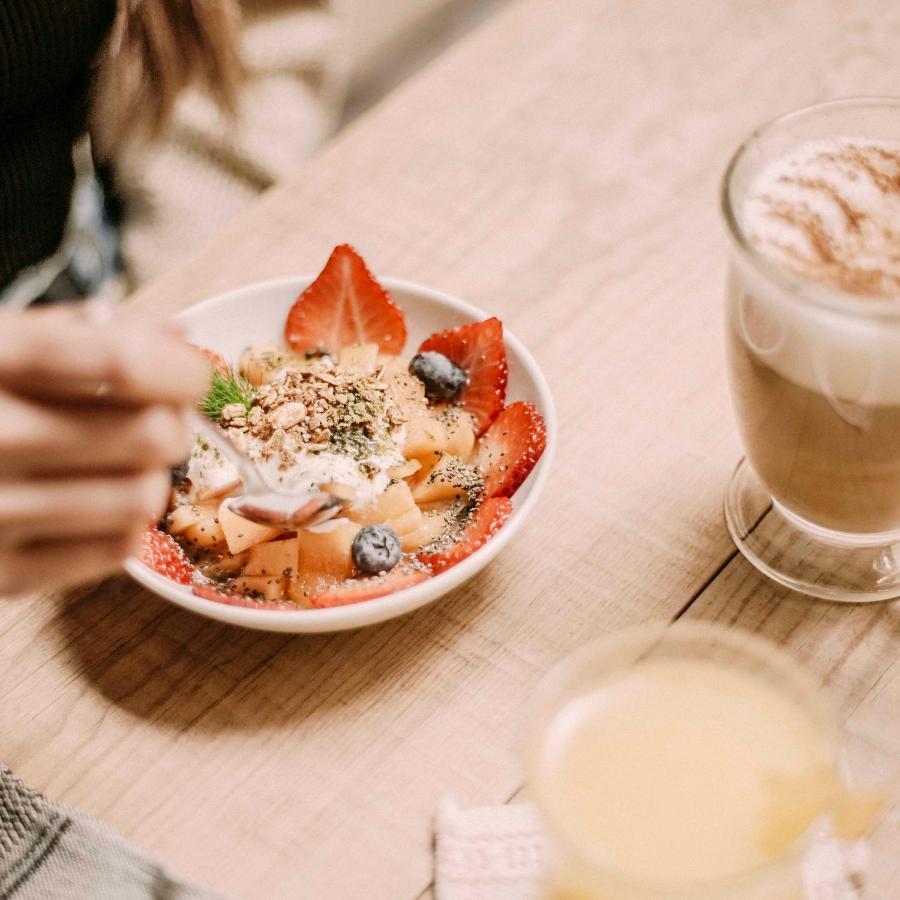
[0,0,116,289]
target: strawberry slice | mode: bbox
[285,244,407,354]
[189,343,230,375]
[419,497,513,575]
[308,568,430,609]
[193,583,296,610]
[418,317,507,435]
[140,526,195,585]
[475,402,547,498]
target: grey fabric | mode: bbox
[0,766,223,900]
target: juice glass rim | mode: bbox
[720,95,900,321]
[528,621,839,897]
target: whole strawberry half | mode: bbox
[417,317,508,435]
[419,497,513,575]
[475,402,547,498]
[308,569,430,609]
[285,244,407,355]
[140,527,195,585]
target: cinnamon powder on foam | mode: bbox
[743,140,900,298]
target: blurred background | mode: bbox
[114,0,508,288]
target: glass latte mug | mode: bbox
[528,623,861,900]
[722,98,900,601]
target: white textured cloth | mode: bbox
[434,797,869,900]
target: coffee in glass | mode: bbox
[723,98,900,600]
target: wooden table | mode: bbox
[2,1,898,896]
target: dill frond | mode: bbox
[199,371,256,421]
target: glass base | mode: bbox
[724,458,900,603]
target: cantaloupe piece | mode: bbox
[412,455,474,504]
[338,343,379,373]
[296,522,360,582]
[377,354,408,377]
[399,512,447,552]
[387,371,427,417]
[349,481,417,526]
[170,502,225,548]
[239,343,292,386]
[217,499,282,554]
[444,413,476,461]
[403,415,448,464]
[387,459,421,480]
[384,506,424,537]
[234,574,286,602]
[245,538,299,578]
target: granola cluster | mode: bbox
[219,360,403,464]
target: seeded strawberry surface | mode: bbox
[475,402,547,498]
[285,244,407,354]
[141,527,195,585]
[309,569,430,608]
[419,497,513,574]
[417,317,508,435]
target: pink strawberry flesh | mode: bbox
[417,317,508,435]
[475,402,547,498]
[285,244,407,354]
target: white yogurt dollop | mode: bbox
[185,427,405,508]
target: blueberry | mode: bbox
[170,458,190,487]
[351,525,402,574]
[409,351,467,401]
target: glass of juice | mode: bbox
[528,623,844,900]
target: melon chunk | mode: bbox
[377,354,408,377]
[245,538,298,578]
[233,574,286,602]
[169,502,225,548]
[384,506,424,537]
[388,459,422,480]
[387,371,427,417]
[296,521,360,583]
[403,415,448,464]
[349,481,417,526]
[399,512,447,552]
[239,343,293,386]
[412,454,475,504]
[217,499,282,554]
[444,413,476,461]
[338,343,379,373]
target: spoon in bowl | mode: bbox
[188,411,348,530]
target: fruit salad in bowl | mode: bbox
[127,245,554,632]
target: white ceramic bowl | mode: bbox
[125,276,555,632]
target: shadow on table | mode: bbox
[48,572,494,733]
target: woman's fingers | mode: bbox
[0,471,170,545]
[0,307,210,405]
[0,529,143,596]
[0,393,192,474]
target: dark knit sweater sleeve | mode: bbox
[0,0,117,288]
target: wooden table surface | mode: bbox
[2,1,899,897]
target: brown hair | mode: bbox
[92,0,244,153]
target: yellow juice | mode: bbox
[530,625,838,900]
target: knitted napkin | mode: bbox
[0,766,220,900]
[434,797,868,900]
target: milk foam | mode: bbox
[742,138,900,297]
[733,138,900,405]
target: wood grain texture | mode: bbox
[2,1,899,897]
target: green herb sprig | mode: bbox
[199,370,256,421]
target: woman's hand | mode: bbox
[0,307,209,594]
